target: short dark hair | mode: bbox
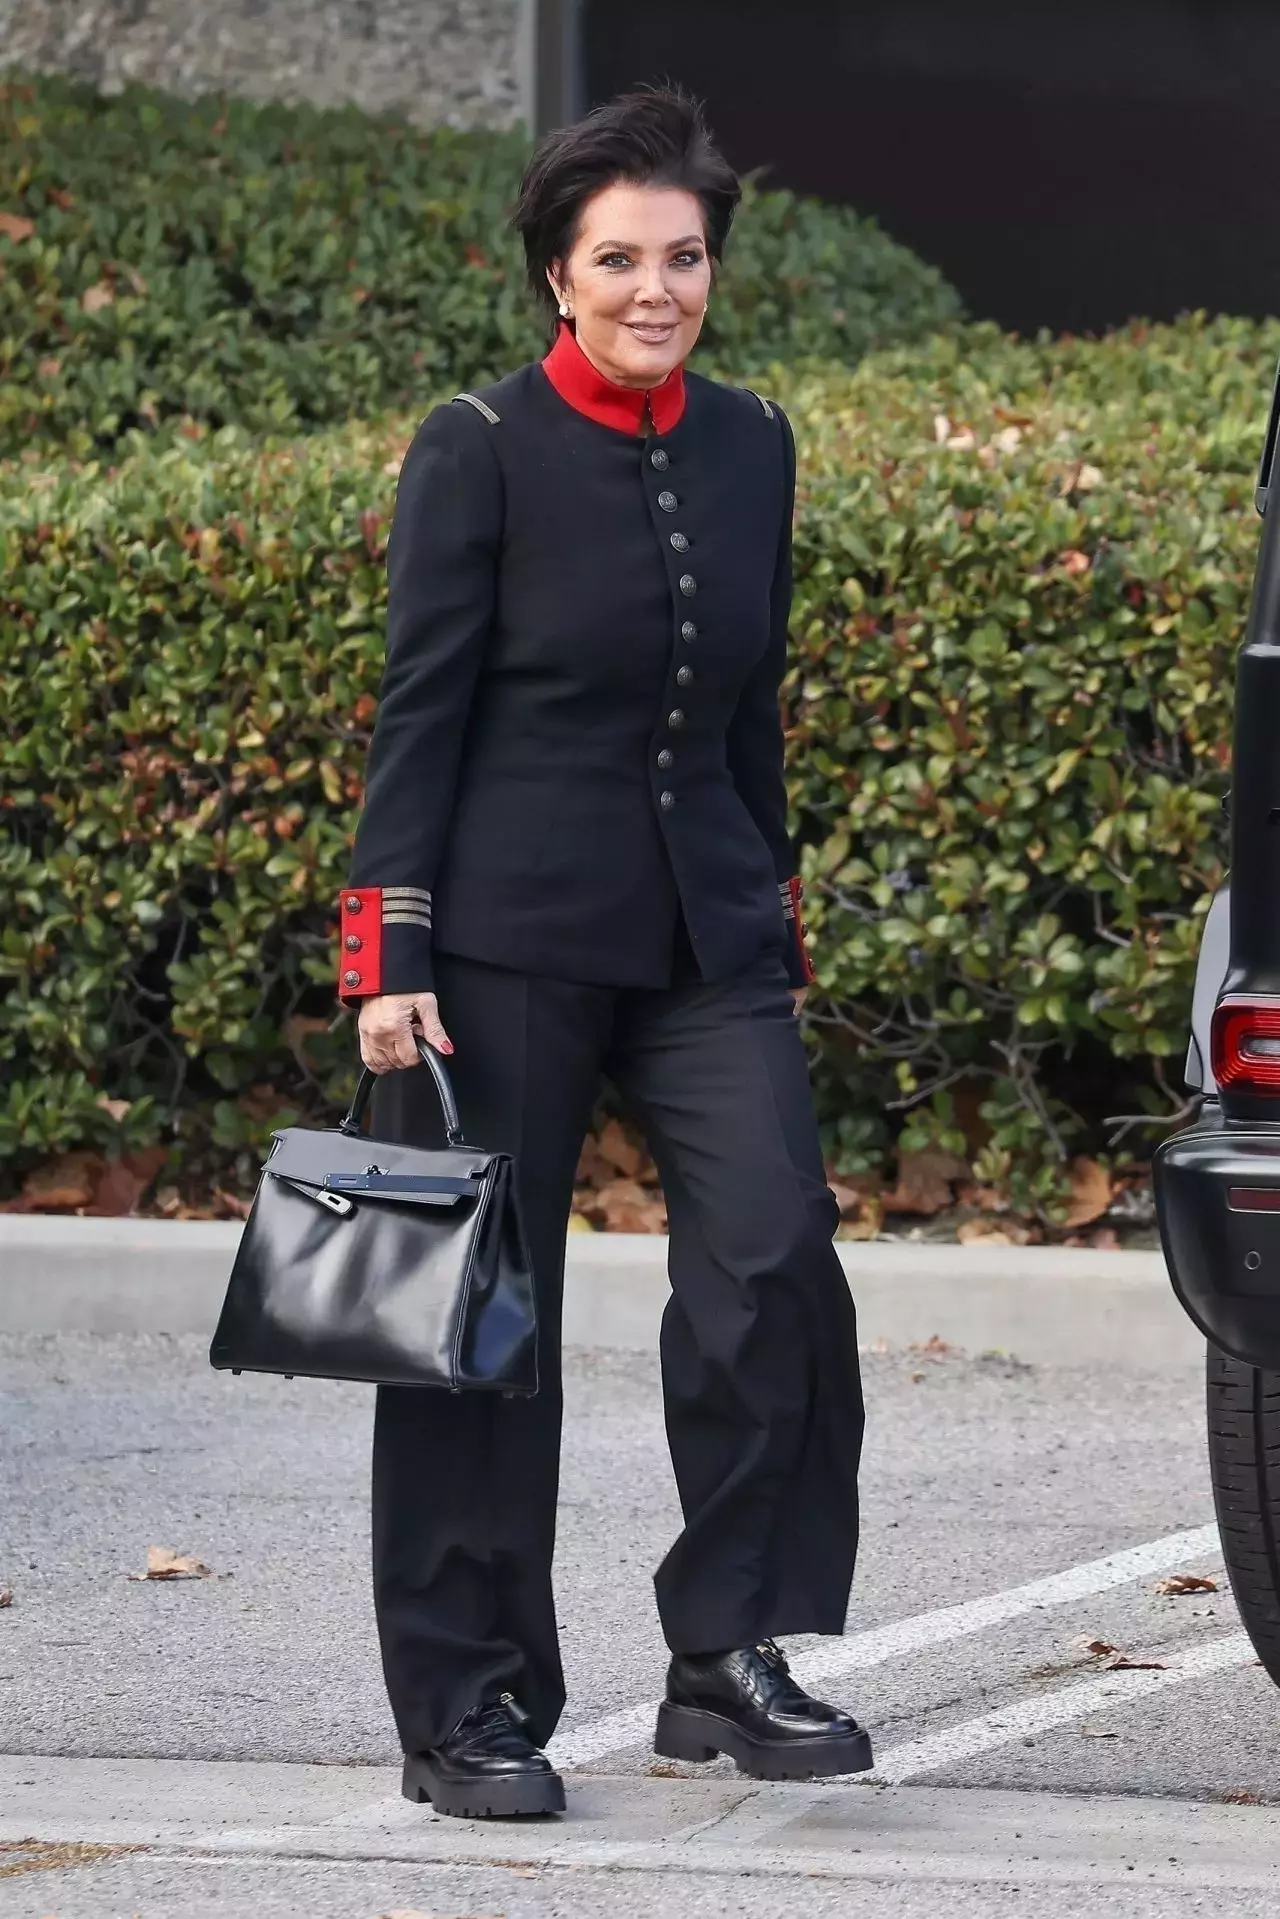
[511,87,741,322]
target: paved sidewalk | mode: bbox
[0,1217,1195,1366]
[5,1759,1280,1916]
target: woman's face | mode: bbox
[549,181,712,389]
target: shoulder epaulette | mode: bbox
[453,392,501,425]
[740,388,775,421]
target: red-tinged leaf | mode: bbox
[1154,1573,1219,1596]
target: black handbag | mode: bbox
[209,1037,537,1393]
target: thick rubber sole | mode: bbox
[654,1701,874,1781]
[401,1752,566,1819]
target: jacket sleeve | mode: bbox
[338,402,502,1003]
[725,401,815,989]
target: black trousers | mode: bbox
[368,944,864,1754]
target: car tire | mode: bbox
[1207,1341,1280,1684]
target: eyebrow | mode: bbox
[590,234,706,254]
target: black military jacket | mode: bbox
[339,331,814,1000]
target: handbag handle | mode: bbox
[338,1034,465,1146]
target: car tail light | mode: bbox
[1211,996,1280,1092]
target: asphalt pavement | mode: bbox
[2,1231,1279,1916]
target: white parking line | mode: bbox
[869,1631,1257,1782]
[548,1522,1222,1769]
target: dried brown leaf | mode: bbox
[838,1210,881,1241]
[0,212,35,243]
[1062,1156,1113,1229]
[81,280,115,313]
[587,1178,666,1234]
[957,1218,1025,1246]
[0,1586,12,1608]
[1154,1573,1219,1596]
[20,1151,105,1212]
[909,1334,955,1360]
[574,1133,613,1189]
[213,1188,252,1221]
[597,1118,643,1179]
[95,1095,132,1123]
[87,1148,167,1218]
[128,1546,212,1581]
[881,1147,969,1218]
[827,1180,865,1216]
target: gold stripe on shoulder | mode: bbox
[453,392,501,425]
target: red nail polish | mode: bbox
[441,1040,455,1055]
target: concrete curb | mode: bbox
[0,1217,1195,1365]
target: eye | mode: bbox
[597,251,633,270]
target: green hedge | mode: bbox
[1,313,1269,1211]
[0,70,965,457]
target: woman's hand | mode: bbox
[790,987,808,1018]
[357,991,454,1074]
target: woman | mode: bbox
[340,87,869,1819]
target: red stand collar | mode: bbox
[542,323,686,435]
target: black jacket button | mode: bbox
[657,748,673,769]
[681,621,697,641]
[670,532,689,553]
[676,665,693,687]
[659,789,676,809]
[679,574,697,596]
[658,490,678,512]
[668,708,685,729]
[650,448,670,470]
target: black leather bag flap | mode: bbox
[266,1125,496,1189]
[267,1167,483,1211]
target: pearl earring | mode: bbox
[558,300,571,318]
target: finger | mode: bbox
[358,1013,404,1076]
[412,994,454,1056]
[390,1020,422,1070]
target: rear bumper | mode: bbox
[1154,1108,1280,1365]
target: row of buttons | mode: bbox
[653,447,695,811]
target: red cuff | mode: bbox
[784,877,816,985]
[338,888,384,997]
